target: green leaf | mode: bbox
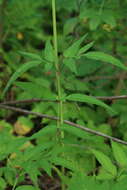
[19,51,42,61]
[84,51,127,71]
[96,167,114,180]
[111,141,127,168]
[44,62,53,72]
[64,58,77,74]
[63,17,78,36]
[91,149,117,176]
[52,157,79,172]
[66,94,116,115]
[2,61,41,96]
[0,177,6,189]
[25,162,41,187]
[63,34,88,58]
[44,40,54,62]
[102,11,116,27]
[29,125,57,140]
[15,185,39,190]
[89,16,101,30]
[78,41,94,55]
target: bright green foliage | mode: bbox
[63,34,88,58]
[111,141,127,168]
[91,149,117,177]
[15,185,39,190]
[0,177,6,189]
[1,0,127,189]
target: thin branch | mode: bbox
[95,95,127,100]
[1,95,127,106]
[0,104,127,145]
[0,98,58,105]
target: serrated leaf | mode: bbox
[63,34,88,58]
[44,40,54,62]
[78,41,94,55]
[91,149,117,176]
[19,51,42,61]
[2,61,41,96]
[66,93,116,115]
[111,141,127,168]
[84,51,127,71]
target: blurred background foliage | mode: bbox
[1,0,127,134]
[1,0,127,143]
[1,0,127,188]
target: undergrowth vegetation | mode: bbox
[1,0,127,189]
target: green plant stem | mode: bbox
[52,0,63,135]
[12,177,18,190]
[52,1,65,189]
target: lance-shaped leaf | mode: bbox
[19,51,42,61]
[63,58,77,74]
[84,51,127,71]
[15,185,39,190]
[63,34,88,58]
[2,61,42,96]
[44,40,54,62]
[78,41,94,55]
[91,149,117,176]
[111,141,127,168]
[66,93,116,115]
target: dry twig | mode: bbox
[0,104,127,145]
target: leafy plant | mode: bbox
[1,0,127,189]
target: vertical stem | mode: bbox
[52,1,65,189]
[52,0,63,132]
[12,177,18,190]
